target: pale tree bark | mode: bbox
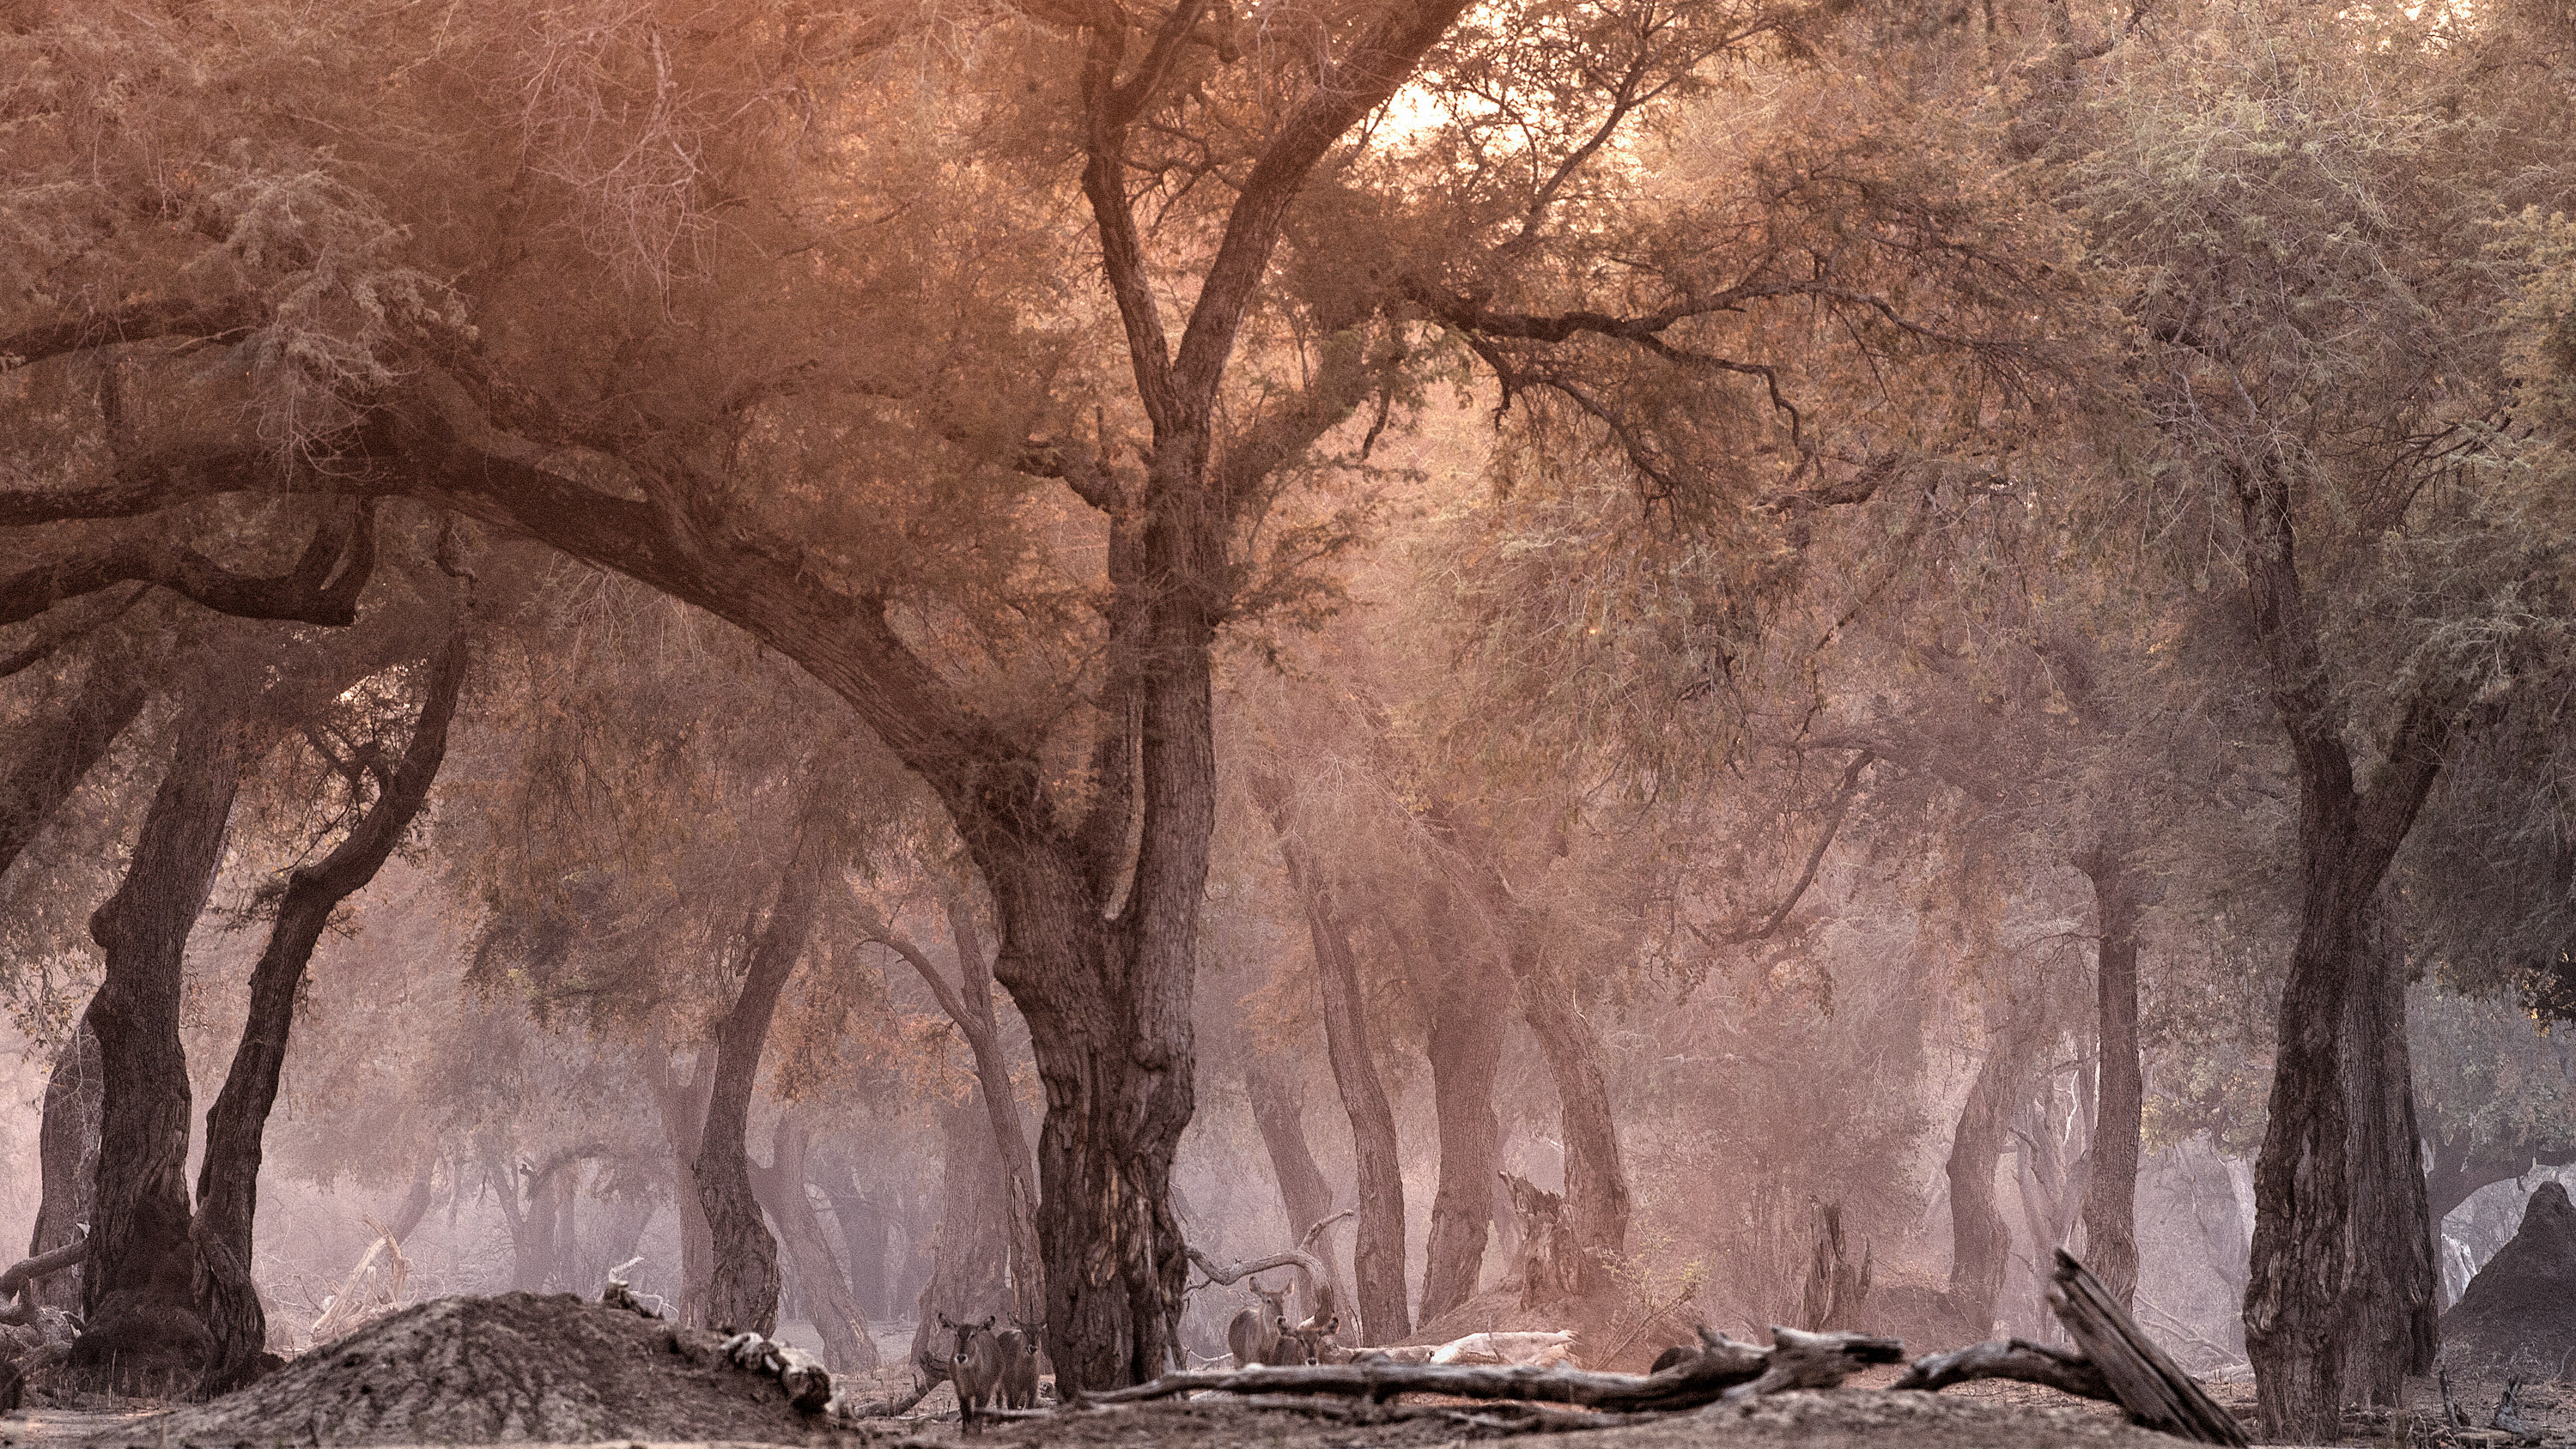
[2233,464,2455,1440]
[869,894,1043,1327]
[816,1157,887,1319]
[644,1054,716,1325]
[1944,991,2041,1337]
[73,688,250,1383]
[693,801,837,1335]
[2075,835,2145,1309]
[1409,887,1505,1324]
[193,629,465,1390]
[28,1023,102,1313]
[749,1111,879,1370]
[1505,931,1628,1296]
[909,1098,1012,1373]
[1250,768,1407,1341]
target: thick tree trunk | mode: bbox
[749,1113,878,1371]
[74,692,248,1385]
[2232,464,2461,1440]
[644,1055,715,1325]
[2332,900,2438,1406]
[2075,839,2145,1309]
[1506,931,1628,1296]
[192,633,463,1389]
[910,1097,1013,1373]
[693,808,835,1335]
[1945,995,2038,1337]
[28,1022,102,1313]
[1413,894,1504,1324]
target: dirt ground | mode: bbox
[7,1294,2573,1449]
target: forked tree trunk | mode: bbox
[193,632,464,1389]
[29,1022,101,1313]
[749,1113,878,1370]
[1413,891,1504,1324]
[2075,838,2145,1308]
[1945,992,2039,1337]
[74,691,249,1384]
[1251,769,1408,1341]
[2233,464,2460,1440]
[694,805,835,1335]
[644,1055,716,1325]
[1242,1052,1346,1326]
[1506,932,1628,1295]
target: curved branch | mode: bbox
[1696,749,1874,946]
[0,500,376,629]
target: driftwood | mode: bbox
[0,1230,87,1303]
[1892,1337,2114,1401]
[2043,1249,2246,1447]
[2492,1379,2539,1442]
[719,1329,834,1415]
[1084,1326,1896,1413]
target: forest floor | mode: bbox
[3,1295,2569,1449]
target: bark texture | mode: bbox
[1242,1052,1346,1325]
[693,807,835,1335]
[75,692,248,1383]
[28,1023,102,1313]
[2075,839,2145,1308]
[2233,465,2456,1440]
[193,631,464,1389]
[0,658,150,881]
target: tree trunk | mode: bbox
[192,632,463,1389]
[1249,769,1408,1340]
[74,690,248,1385]
[0,659,151,882]
[2333,900,2438,1406]
[749,1112,878,1370]
[878,889,1044,1327]
[1945,994,2038,1337]
[2075,840,2145,1309]
[644,1054,715,1325]
[1506,931,1628,1296]
[1242,1052,1346,1327]
[2233,463,2462,1440]
[383,1161,439,1247]
[818,1162,887,1320]
[910,1097,1013,1373]
[693,805,835,1336]
[1413,891,1504,1324]
[28,1022,101,1313]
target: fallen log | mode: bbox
[0,1231,87,1301]
[1082,1326,1893,1413]
[2044,1250,2246,1447]
[1892,1337,2116,1403]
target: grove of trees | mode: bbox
[3,0,2573,1440]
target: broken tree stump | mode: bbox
[2045,1249,2246,1447]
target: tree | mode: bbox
[1,0,2051,1384]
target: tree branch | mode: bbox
[0,500,376,629]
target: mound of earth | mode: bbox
[84,1292,848,1448]
[2442,1180,2576,1373]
